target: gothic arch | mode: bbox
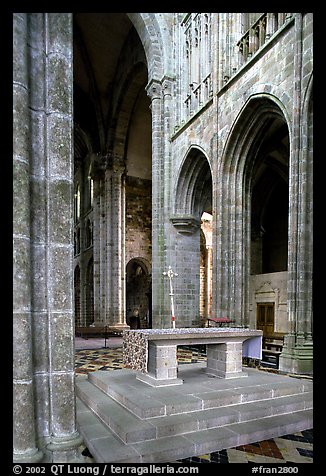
[171,146,213,327]
[216,95,290,323]
[173,146,212,221]
[126,257,152,329]
[126,13,170,82]
[110,62,148,162]
[221,93,291,173]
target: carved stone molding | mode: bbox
[170,215,201,234]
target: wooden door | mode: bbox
[257,302,275,337]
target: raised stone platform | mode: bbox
[76,363,313,463]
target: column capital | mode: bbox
[146,78,162,101]
[161,75,175,97]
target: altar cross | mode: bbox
[163,265,178,328]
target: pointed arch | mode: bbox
[126,13,171,81]
[174,146,212,221]
[216,95,290,324]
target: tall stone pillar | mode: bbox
[13,12,43,464]
[13,13,83,462]
[92,166,106,325]
[280,14,313,374]
[110,163,128,328]
[146,79,166,328]
[104,167,113,325]
[205,245,213,319]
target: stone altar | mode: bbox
[123,327,262,387]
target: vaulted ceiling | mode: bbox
[73,13,152,180]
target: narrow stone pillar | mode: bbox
[280,14,313,374]
[42,13,83,461]
[92,171,102,324]
[110,163,128,328]
[13,13,83,462]
[146,79,165,328]
[13,12,43,464]
[205,246,213,319]
[104,167,113,324]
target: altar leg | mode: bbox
[137,342,183,386]
[206,341,247,378]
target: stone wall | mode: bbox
[249,272,288,334]
[125,176,152,266]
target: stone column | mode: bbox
[13,12,43,464]
[92,169,103,324]
[146,79,165,328]
[104,167,113,324]
[13,13,83,462]
[205,245,213,319]
[280,14,313,374]
[42,13,83,461]
[110,163,128,328]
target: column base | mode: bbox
[13,447,44,464]
[45,431,85,463]
[279,342,313,375]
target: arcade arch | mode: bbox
[172,147,213,327]
[217,95,290,336]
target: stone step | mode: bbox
[76,379,157,444]
[76,369,312,444]
[76,396,313,463]
[87,366,312,419]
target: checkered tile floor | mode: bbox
[75,340,313,463]
[75,346,206,374]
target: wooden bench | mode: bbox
[261,334,284,369]
[75,326,123,339]
[207,317,235,327]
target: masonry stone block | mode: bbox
[13,238,31,311]
[51,312,75,372]
[13,160,30,237]
[28,47,46,111]
[48,115,73,179]
[47,13,73,59]
[47,53,73,115]
[13,381,37,453]
[13,313,33,380]
[13,85,30,158]
[49,246,73,310]
[50,373,76,436]
[49,180,73,243]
